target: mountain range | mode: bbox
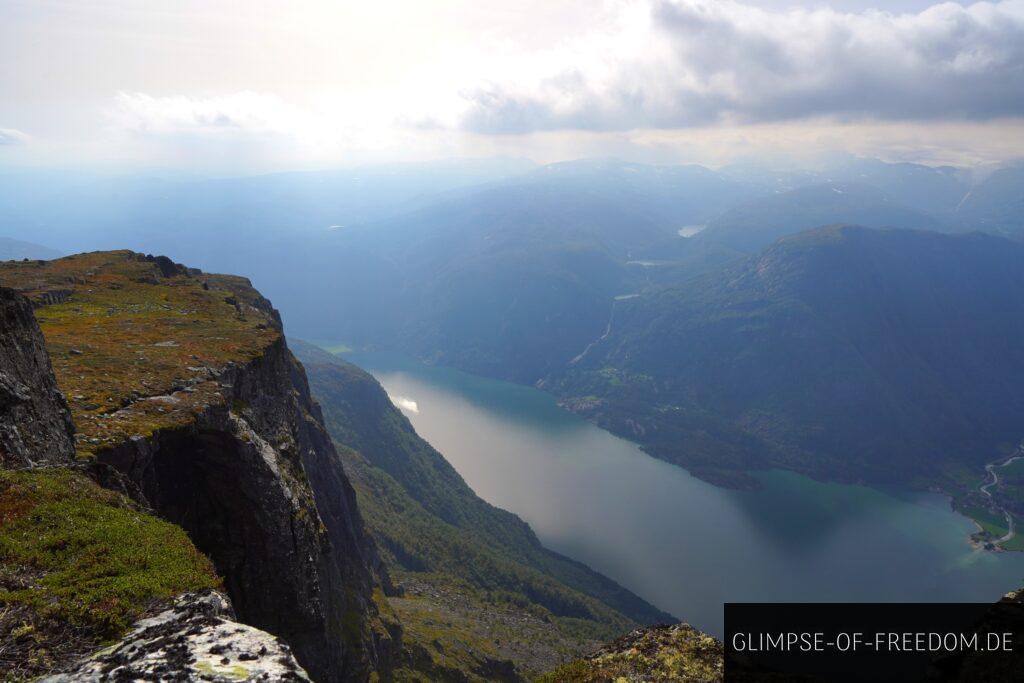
[546,226,1024,488]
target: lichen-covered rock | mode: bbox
[42,590,311,682]
[0,286,74,467]
[538,623,723,682]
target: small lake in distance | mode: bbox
[343,350,1024,636]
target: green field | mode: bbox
[957,505,1024,550]
[1001,528,1024,552]
[960,505,1010,539]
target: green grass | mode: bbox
[1001,527,1024,552]
[388,571,615,680]
[0,469,220,637]
[960,505,1010,540]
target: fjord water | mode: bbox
[346,351,1024,636]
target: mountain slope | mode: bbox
[0,236,61,261]
[692,182,943,255]
[719,156,970,213]
[547,226,1024,487]
[281,187,658,382]
[261,160,763,383]
[291,340,672,678]
[0,160,537,258]
[597,180,951,300]
[954,164,1024,238]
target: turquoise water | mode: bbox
[345,350,1024,635]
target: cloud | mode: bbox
[105,91,344,172]
[388,394,419,414]
[457,0,1024,133]
[112,91,310,138]
[0,128,29,145]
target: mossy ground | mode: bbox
[388,572,608,681]
[536,623,723,683]
[0,469,220,679]
[0,251,280,457]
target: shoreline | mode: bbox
[966,449,1024,552]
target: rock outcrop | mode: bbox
[538,623,723,682]
[0,286,74,467]
[93,335,397,680]
[0,252,399,681]
[42,591,311,682]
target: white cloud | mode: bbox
[389,394,420,414]
[457,0,1024,133]
[0,127,29,145]
[112,91,310,137]
[8,1,1024,169]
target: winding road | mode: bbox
[978,449,1024,545]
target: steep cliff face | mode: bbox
[92,336,396,680]
[0,252,397,681]
[0,286,74,467]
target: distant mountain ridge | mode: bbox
[695,181,944,253]
[546,226,1024,486]
[2,156,1020,391]
[955,164,1024,238]
[633,181,946,275]
[0,236,61,261]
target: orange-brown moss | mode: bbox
[0,251,280,457]
[536,623,723,682]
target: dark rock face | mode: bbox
[94,336,398,681]
[42,590,311,682]
[0,286,74,468]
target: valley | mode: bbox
[332,347,1024,637]
[5,2,1024,678]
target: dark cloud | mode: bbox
[458,0,1024,134]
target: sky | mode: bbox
[2,0,1023,173]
